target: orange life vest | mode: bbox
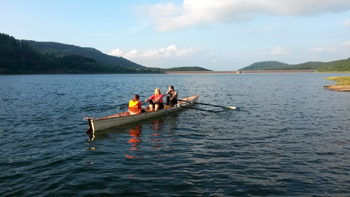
[129,100,141,115]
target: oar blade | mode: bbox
[225,106,236,110]
[179,99,237,110]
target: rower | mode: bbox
[166,85,178,107]
[145,88,166,111]
[129,94,142,115]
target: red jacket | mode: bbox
[148,94,164,103]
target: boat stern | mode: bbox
[86,119,94,134]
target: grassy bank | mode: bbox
[326,76,350,86]
[324,76,350,92]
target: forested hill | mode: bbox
[26,41,144,69]
[240,61,325,70]
[166,66,211,71]
[0,33,163,74]
[240,59,350,72]
[317,59,350,72]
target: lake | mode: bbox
[1,73,350,196]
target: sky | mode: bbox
[1,0,350,71]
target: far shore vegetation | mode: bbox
[0,33,163,74]
[240,59,350,72]
[1,32,350,74]
[0,33,209,74]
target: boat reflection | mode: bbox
[126,125,143,159]
[87,115,179,155]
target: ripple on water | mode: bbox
[1,73,350,196]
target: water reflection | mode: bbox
[150,119,163,132]
[126,125,143,159]
[149,116,178,151]
[150,119,164,151]
[87,115,179,155]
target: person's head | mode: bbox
[134,94,139,101]
[169,85,174,91]
[154,88,161,96]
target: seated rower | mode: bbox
[166,85,178,106]
[145,88,166,111]
[129,94,143,115]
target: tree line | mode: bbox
[25,40,145,69]
[0,33,163,74]
[240,59,350,72]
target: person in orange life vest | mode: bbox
[129,94,142,115]
[145,88,167,111]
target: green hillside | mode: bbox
[26,41,144,69]
[240,60,349,72]
[166,66,211,71]
[0,33,47,73]
[283,61,327,70]
[317,59,350,72]
[0,33,163,74]
[239,61,289,70]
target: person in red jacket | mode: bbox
[129,94,142,115]
[145,88,166,111]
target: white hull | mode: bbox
[87,95,199,132]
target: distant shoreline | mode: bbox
[166,70,316,74]
[165,71,237,74]
[324,85,350,92]
[3,70,348,75]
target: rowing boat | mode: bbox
[86,95,199,133]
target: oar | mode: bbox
[180,106,222,113]
[179,100,236,110]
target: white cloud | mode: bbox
[269,47,291,55]
[306,46,326,53]
[110,45,201,60]
[140,0,350,31]
[110,48,124,56]
[341,41,350,46]
[305,42,350,55]
[343,19,350,26]
[306,46,337,53]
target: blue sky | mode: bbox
[1,0,350,70]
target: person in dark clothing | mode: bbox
[166,85,178,106]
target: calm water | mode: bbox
[1,73,350,196]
